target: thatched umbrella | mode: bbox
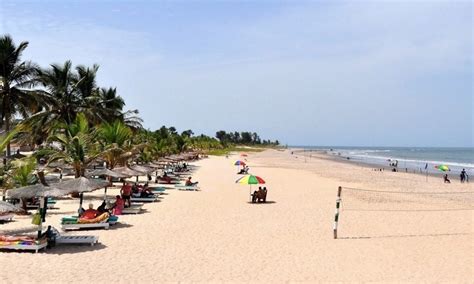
[0,200,24,214]
[7,184,61,199]
[86,168,131,178]
[114,167,145,176]
[131,165,154,174]
[7,184,68,238]
[114,166,147,182]
[51,177,109,211]
[85,169,130,200]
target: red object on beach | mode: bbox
[234,160,246,166]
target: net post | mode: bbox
[334,186,342,239]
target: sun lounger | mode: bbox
[0,214,14,222]
[150,187,166,192]
[27,199,57,210]
[60,214,118,230]
[61,222,110,231]
[122,204,144,214]
[0,236,48,253]
[51,227,99,246]
[56,235,99,246]
[130,196,157,203]
[0,242,47,253]
[175,185,200,191]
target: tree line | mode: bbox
[215,130,279,146]
[0,34,279,191]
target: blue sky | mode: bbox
[1,0,472,147]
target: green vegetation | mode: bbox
[0,34,280,195]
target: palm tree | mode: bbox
[43,113,99,178]
[0,35,41,156]
[97,120,133,169]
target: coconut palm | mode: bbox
[0,35,42,156]
[97,120,134,169]
[43,113,99,177]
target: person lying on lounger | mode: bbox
[156,173,173,184]
[97,201,109,214]
[140,183,154,198]
[81,204,100,219]
[185,177,199,186]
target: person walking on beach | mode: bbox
[120,182,132,208]
[460,169,466,183]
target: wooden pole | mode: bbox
[333,186,342,239]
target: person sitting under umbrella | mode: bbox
[81,203,100,219]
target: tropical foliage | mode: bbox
[0,34,280,197]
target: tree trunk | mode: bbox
[5,113,11,157]
[37,171,48,186]
[71,163,81,198]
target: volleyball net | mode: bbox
[333,186,474,239]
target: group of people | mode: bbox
[444,168,469,184]
[251,187,268,203]
[238,165,249,174]
[460,168,469,183]
[155,172,175,184]
[120,182,155,206]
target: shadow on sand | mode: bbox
[109,223,133,230]
[47,243,108,255]
[246,201,277,205]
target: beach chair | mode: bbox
[61,222,110,231]
[130,196,157,203]
[0,235,48,253]
[251,189,267,203]
[0,214,14,222]
[52,228,99,246]
[175,185,200,191]
[60,213,117,231]
[26,199,57,210]
[122,204,144,214]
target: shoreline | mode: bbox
[290,148,471,181]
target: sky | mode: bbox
[0,0,472,147]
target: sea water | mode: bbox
[297,146,474,175]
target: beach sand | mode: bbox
[0,149,472,282]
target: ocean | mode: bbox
[296,146,474,175]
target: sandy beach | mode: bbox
[0,149,472,282]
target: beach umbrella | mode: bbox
[86,169,130,200]
[114,166,146,177]
[131,165,154,174]
[86,168,131,178]
[52,177,110,194]
[435,165,450,172]
[234,160,246,166]
[235,175,266,201]
[234,160,246,173]
[130,165,155,182]
[0,200,24,214]
[51,177,110,212]
[7,183,69,239]
[7,184,63,199]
